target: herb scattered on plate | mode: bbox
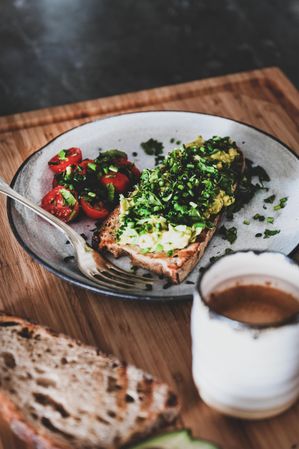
[219,226,238,244]
[141,138,164,165]
[264,229,280,238]
[274,197,288,211]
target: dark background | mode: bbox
[0,0,298,116]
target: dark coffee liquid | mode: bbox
[209,284,299,324]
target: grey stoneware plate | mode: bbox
[8,111,299,301]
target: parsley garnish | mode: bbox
[219,226,238,244]
[267,217,274,224]
[58,149,67,160]
[264,194,276,203]
[253,213,265,222]
[60,188,76,206]
[255,233,262,238]
[264,229,280,238]
[273,197,288,211]
[141,138,164,165]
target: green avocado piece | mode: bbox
[128,430,219,449]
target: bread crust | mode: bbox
[0,313,179,449]
[96,149,244,283]
[96,208,221,283]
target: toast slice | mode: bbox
[0,314,179,449]
[95,207,221,284]
[95,148,245,284]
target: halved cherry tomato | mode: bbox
[100,172,130,193]
[41,185,80,223]
[80,198,109,220]
[48,147,82,173]
[114,157,141,179]
[77,159,96,175]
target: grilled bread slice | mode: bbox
[95,150,245,284]
[95,207,221,284]
[0,314,179,449]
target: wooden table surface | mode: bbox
[0,67,298,449]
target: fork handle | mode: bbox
[0,176,86,247]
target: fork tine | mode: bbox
[85,272,148,292]
[106,264,154,284]
[106,268,153,285]
[94,269,149,290]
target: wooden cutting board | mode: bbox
[0,67,298,449]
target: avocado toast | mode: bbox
[95,136,245,283]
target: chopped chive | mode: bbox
[273,197,288,211]
[255,233,262,238]
[267,217,274,224]
[87,162,97,171]
[253,213,265,222]
[264,229,280,238]
[264,194,276,204]
[243,219,250,225]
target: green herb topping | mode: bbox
[118,136,241,253]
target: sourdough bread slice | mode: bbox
[0,314,179,449]
[95,207,221,284]
[95,149,244,284]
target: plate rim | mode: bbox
[7,110,299,302]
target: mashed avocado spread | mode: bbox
[117,136,240,254]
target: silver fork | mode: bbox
[0,177,153,292]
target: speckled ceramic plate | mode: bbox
[8,111,299,301]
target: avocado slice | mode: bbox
[128,430,219,449]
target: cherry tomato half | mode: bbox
[114,157,141,179]
[41,185,80,223]
[77,159,96,175]
[100,172,130,194]
[48,147,82,173]
[80,198,109,220]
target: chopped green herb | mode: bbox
[264,194,276,204]
[87,192,96,198]
[176,140,181,145]
[253,213,265,222]
[209,248,233,264]
[106,183,115,202]
[170,138,175,143]
[219,226,238,244]
[58,149,67,160]
[264,229,280,238]
[132,151,138,157]
[87,162,97,171]
[255,233,262,238]
[225,158,270,220]
[141,138,164,166]
[243,219,250,225]
[263,205,267,210]
[267,217,274,224]
[167,250,174,257]
[273,197,288,211]
[60,188,76,206]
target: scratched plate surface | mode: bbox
[8,111,299,300]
